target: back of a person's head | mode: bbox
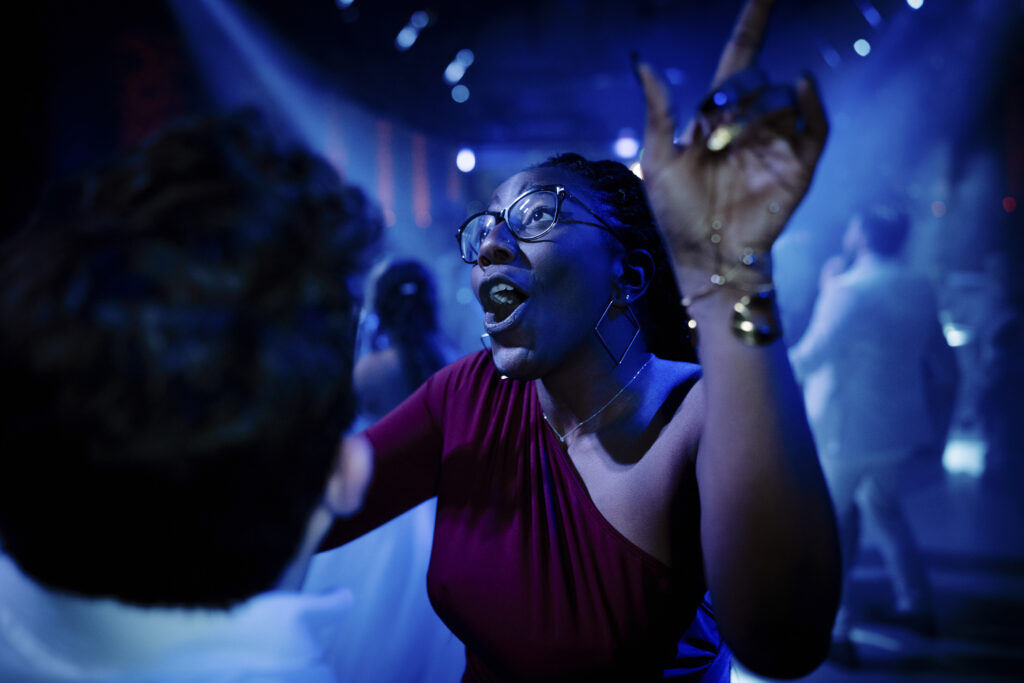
[0,110,381,607]
[857,206,910,257]
[370,259,440,343]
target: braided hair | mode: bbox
[534,153,697,363]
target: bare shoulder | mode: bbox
[677,368,706,422]
[655,359,705,469]
[658,359,703,416]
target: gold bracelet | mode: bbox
[680,248,771,308]
[682,283,780,346]
[731,287,782,345]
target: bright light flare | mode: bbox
[410,10,429,29]
[444,62,466,84]
[456,148,476,172]
[395,26,418,51]
[613,130,639,159]
[943,434,985,476]
[444,49,475,85]
[859,2,883,28]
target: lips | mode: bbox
[479,277,529,332]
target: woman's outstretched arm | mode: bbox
[637,0,841,677]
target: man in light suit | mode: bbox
[790,207,956,663]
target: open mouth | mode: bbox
[482,280,529,323]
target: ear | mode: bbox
[614,249,654,304]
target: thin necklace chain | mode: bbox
[542,354,654,445]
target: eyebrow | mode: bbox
[487,183,535,209]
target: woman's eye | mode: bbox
[523,206,554,227]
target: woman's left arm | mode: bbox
[637,0,840,677]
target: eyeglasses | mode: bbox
[456,185,617,264]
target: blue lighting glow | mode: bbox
[445,50,475,85]
[613,131,639,159]
[395,26,419,51]
[853,38,872,56]
[942,433,985,477]
[336,0,355,7]
[456,148,476,172]
[172,0,329,157]
[712,91,728,106]
[451,85,470,103]
[664,67,686,85]
[444,62,466,85]
[942,321,971,347]
[859,2,883,28]
[820,44,841,68]
[409,11,429,29]
[907,0,924,9]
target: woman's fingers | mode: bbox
[794,73,829,169]
[638,62,679,169]
[711,0,776,89]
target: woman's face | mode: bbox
[469,167,622,379]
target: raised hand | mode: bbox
[636,0,828,280]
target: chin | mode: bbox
[489,345,544,381]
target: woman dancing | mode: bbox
[323,0,840,678]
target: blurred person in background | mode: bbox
[790,206,957,665]
[304,258,465,682]
[974,253,1024,480]
[353,259,462,422]
[0,111,380,682]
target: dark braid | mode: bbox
[534,153,697,363]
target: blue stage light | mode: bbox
[396,26,419,51]
[858,1,883,28]
[444,62,466,85]
[613,130,639,159]
[456,148,476,172]
[410,11,429,29]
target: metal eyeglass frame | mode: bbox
[456,184,618,264]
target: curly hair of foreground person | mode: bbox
[0,111,381,607]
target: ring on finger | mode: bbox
[699,66,770,114]
[703,83,801,151]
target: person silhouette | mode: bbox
[790,207,956,663]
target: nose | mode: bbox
[477,221,518,266]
